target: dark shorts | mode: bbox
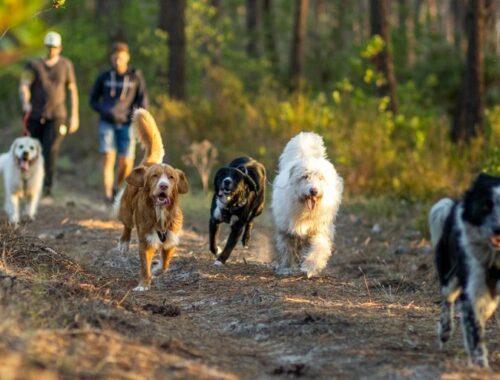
[98,120,136,157]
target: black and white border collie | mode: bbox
[429,173,500,367]
[209,156,266,265]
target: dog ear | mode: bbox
[288,163,298,180]
[176,169,189,194]
[126,167,146,187]
[9,139,18,155]
[243,173,258,193]
[33,139,42,157]
[213,168,225,190]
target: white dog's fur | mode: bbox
[0,137,44,225]
[272,132,343,277]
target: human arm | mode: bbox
[66,60,79,134]
[19,66,34,114]
[89,73,105,115]
[135,70,149,109]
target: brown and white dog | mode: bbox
[116,109,189,291]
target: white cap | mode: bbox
[44,31,62,47]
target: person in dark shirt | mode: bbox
[19,31,79,198]
[90,42,149,204]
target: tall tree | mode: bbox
[246,0,262,57]
[370,0,398,114]
[159,0,187,100]
[96,0,126,42]
[451,0,486,142]
[289,0,309,91]
[451,0,465,52]
[262,0,279,67]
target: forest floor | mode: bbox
[0,176,499,379]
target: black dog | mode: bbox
[429,173,500,367]
[209,156,266,265]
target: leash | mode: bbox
[22,112,31,136]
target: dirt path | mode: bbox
[0,186,499,379]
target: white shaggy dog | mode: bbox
[272,132,343,277]
[0,137,44,225]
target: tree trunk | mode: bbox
[246,0,262,57]
[160,0,187,100]
[289,0,309,91]
[96,0,126,42]
[398,0,409,66]
[451,0,465,52]
[262,0,279,68]
[370,0,398,114]
[451,0,486,142]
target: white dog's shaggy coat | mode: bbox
[272,132,343,277]
[0,137,44,225]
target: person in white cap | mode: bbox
[19,31,79,198]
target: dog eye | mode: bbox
[151,174,158,179]
[30,146,34,150]
[168,175,174,180]
[19,145,24,149]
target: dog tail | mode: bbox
[132,108,165,165]
[279,132,326,170]
[429,198,454,248]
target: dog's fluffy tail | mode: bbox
[429,198,454,248]
[279,132,326,170]
[133,108,165,165]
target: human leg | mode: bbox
[99,120,117,201]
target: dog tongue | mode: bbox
[20,160,29,172]
[306,198,316,211]
[490,235,500,248]
[158,196,171,206]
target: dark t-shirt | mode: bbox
[89,67,149,125]
[26,57,76,121]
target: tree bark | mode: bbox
[160,0,187,100]
[370,0,398,114]
[246,0,262,57]
[262,0,279,67]
[451,0,486,142]
[451,0,465,52]
[289,0,309,91]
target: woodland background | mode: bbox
[0,0,499,198]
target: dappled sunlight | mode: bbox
[283,296,431,313]
[77,219,121,231]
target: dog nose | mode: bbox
[309,187,318,196]
[493,226,500,235]
[159,182,168,191]
[22,151,29,160]
[223,178,232,186]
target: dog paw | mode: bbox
[275,266,293,276]
[300,262,319,278]
[118,241,129,254]
[471,353,489,368]
[132,285,150,292]
[152,260,164,276]
[213,260,224,267]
